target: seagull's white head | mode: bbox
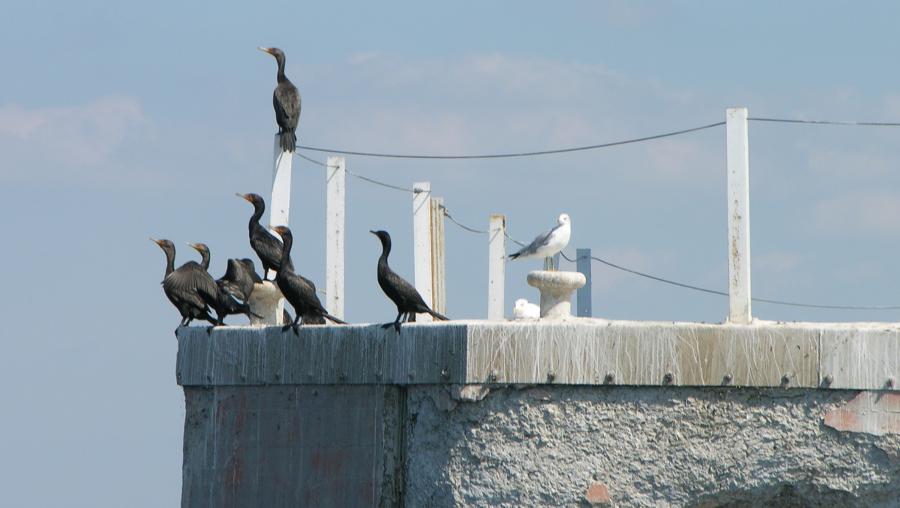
[515,298,528,308]
[557,213,570,226]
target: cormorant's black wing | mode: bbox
[273,81,301,132]
[164,262,219,311]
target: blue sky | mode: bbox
[4,1,900,505]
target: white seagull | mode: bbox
[513,298,540,320]
[508,213,571,269]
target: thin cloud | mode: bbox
[0,96,148,183]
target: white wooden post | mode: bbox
[325,156,345,320]
[267,135,294,324]
[488,214,506,320]
[576,248,592,317]
[413,182,434,321]
[726,107,752,324]
[430,197,446,315]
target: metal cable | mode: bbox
[559,252,900,310]
[749,117,900,127]
[295,121,725,160]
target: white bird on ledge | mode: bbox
[513,298,540,320]
[508,213,571,270]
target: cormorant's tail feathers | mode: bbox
[427,309,449,321]
[280,131,296,153]
[508,252,520,260]
[324,313,347,325]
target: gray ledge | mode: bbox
[176,319,900,390]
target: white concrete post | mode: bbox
[325,156,346,320]
[267,135,294,323]
[488,214,506,320]
[576,248,592,317]
[726,107,752,324]
[430,197,446,315]
[413,182,434,321]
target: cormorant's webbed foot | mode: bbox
[282,324,293,333]
[292,324,300,337]
[381,322,394,330]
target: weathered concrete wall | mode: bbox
[181,385,404,508]
[404,385,900,507]
[176,321,900,507]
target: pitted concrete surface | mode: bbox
[404,386,900,507]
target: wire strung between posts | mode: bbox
[558,252,900,310]
[346,170,421,194]
[749,117,900,127]
[441,207,489,234]
[295,121,725,160]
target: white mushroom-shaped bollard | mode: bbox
[526,270,586,319]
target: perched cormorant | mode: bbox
[270,225,345,334]
[508,213,572,270]
[259,46,301,153]
[216,258,262,322]
[237,193,294,278]
[239,258,263,284]
[238,257,295,324]
[370,230,448,332]
[187,243,261,325]
[151,238,218,332]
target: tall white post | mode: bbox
[576,248,592,317]
[430,197,446,315]
[488,214,507,320]
[325,156,346,320]
[267,136,294,324]
[726,107,752,324]
[413,182,434,322]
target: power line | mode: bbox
[558,252,900,311]
[295,121,725,160]
[750,117,900,127]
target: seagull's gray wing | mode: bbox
[510,223,561,259]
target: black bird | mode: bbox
[270,225,345,334]
[151,238,218,332]
[216,258,264,323]
[187,243,262,325]
[240,258,263,284]
[259,46,301,153]
[238,257,295,324]
[370,230,448,332]
[237,193,293,278]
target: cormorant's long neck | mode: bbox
[249,202,265,231]
[378,238,392,267]
[279,234,293,272]
[199,250,210,271]
[276,55,287,82]
[163,248,175,277]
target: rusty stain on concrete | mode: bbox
[824,391,900,436]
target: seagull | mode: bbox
[508,213,571,270]
[513,299,540,320]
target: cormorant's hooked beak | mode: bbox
[258,47,274,55]
[236,192,252,203]
[369,230,377,235]
[150,237,160,245]
[187,242,201,252]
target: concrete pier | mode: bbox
[176,320,900,507]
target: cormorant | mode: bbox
[237,193,293,278]
[151,238,218,332]
[370,230,448,332]
[270,225,346,334]
[238,257,294,324]
[259,46,301,153]
[187,243,261,325]
[216,258,263,322]
[508,213,571,270]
